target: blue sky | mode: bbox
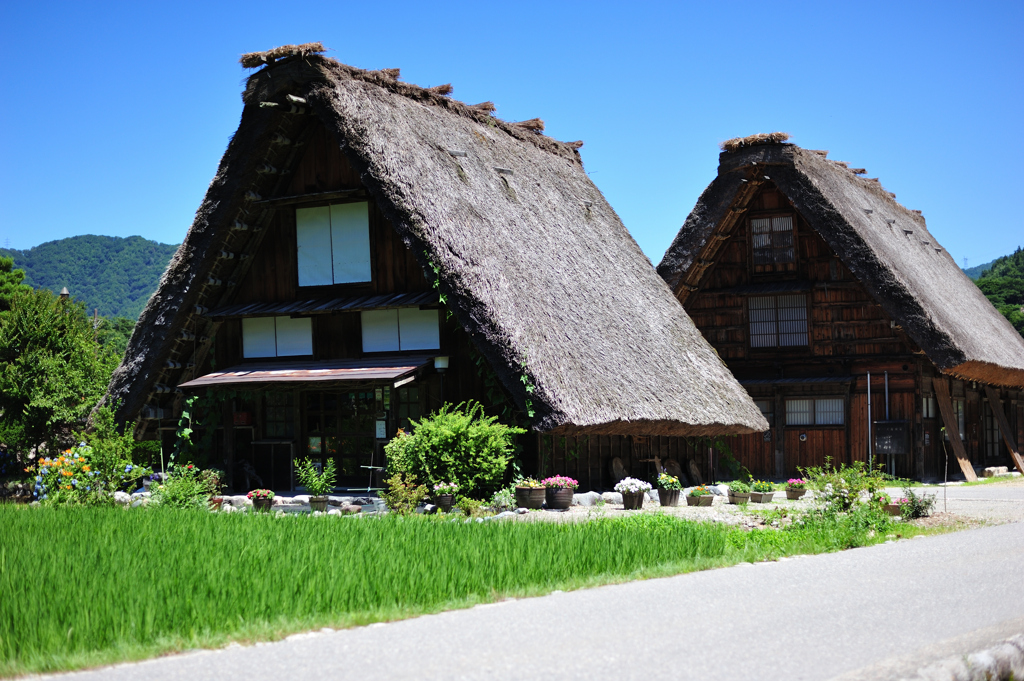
[1,1,1021,269]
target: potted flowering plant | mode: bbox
[785,478,808,500]
[247,488,275,512]
[295,458,337,512]
[541,475,578,510]
[432,481,460,513]
[750,480,775,503]
[872,491,901,515]
[615,477,652,510]
[514,477,546,509]
[686,485,714,506]
[728,479,751,504]
[656,473,682,507]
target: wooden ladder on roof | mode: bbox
[982,384,1024,477]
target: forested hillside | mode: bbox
[0,235,177,319]
[975,247,1024,338]
[962,258,997,280]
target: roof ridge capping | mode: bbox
[720,132,791,152]
[239,43,585,163]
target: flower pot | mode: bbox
[786,489,807,500]
[622,490,646,510]
[687,495,713,507]
[515,486,546,509]
[883,503,902,516]
[309,496,329,513]
[545,487,574,510]
[658,489,680,507]
[252,497,273,512]
[728,492,750,505]
[750,492,775,503]
[435,494,455,513]
[209,497,223,511]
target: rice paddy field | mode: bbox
[0,505,916,676]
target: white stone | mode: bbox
[327,508,342,516]
[573,491,602,506]
[601,491,623,504]
[983,466,1009,478]
[646,489,660,502]
[113,491,131,505]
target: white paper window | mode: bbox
[923,396,938,419]
[242,316,312,358]
[786,399,813,426]
[751,215,795,265]
[242,317,277,358]
[296,202,371,286]
[361,309,400,352]
[361,308,440,352]
[296,206,334,286]
[815,398,844,425]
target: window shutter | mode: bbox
[296,206,334,286]
[275,316,313,356]
[398,308,440,350]
[330,202,372,283]
[361,309,400,352]
[777,294,808,346]
[242,317,277,358]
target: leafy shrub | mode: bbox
[490,484,515,512]
[385,402,524,497]
[295,458,337,497]
[802,459,886,512]
[751,480,775,493]
[897,488,936,519]
[151,464,214,510]
[380,472,427,516]
[657,473,682,491]
[728,479,751,494]
[454,495,487,518]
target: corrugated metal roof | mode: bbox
[178,354,435,389]
[206,291,439,319]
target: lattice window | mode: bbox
[751,215,795,265]
[749,294,808,348]
[984,402,1003,459]
[785,397,845,426]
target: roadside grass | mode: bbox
[960,474,1022,487]
[2,505,927,677]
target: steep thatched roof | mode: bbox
[107,48,766,436]
[658,138,1024,388]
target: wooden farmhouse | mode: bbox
[658,133,1024,481]
[106,44,766,493]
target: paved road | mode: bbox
[47,520,1024,681]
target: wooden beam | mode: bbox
[932,377,977,481]
[982,384,1024,476]
[253,188,366,209]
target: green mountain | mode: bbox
[975,247,1024,338]
[963,258,997,280]
[0,236,178,320]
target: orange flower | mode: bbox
[82,465,91,472]
[62,470,73,477]
[77,457,85,463]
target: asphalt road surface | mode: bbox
[45,519,1024,681]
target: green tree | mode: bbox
[0,289,119,454]
[975,246,1024,338]
[0,256,30,311]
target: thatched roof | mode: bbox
[658,138,1024,388]
[107,48,766,436]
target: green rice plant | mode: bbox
[0,504,924,676]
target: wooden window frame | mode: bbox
[293,197,377,292]
[748,211,797,275]
[747,294,810,350]
[784,396,846,427]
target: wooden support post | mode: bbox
[222,399,236,492]
[932,377,977,481]
[982,385,1024,476]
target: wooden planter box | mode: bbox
[434,494,455,513]
[515,487,546,509]
[622,491,646,510]
[786,489,807,500]
[658,489,681,507]
[309,496,329,513]
[545,487,574,510]
[686,495,714,507]
[728,492,750,505]
[252,497,273,512]
[883,503,903,516]
[750,492,775,503]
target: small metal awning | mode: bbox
[178,354,435,390]
[206,291,439,320]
